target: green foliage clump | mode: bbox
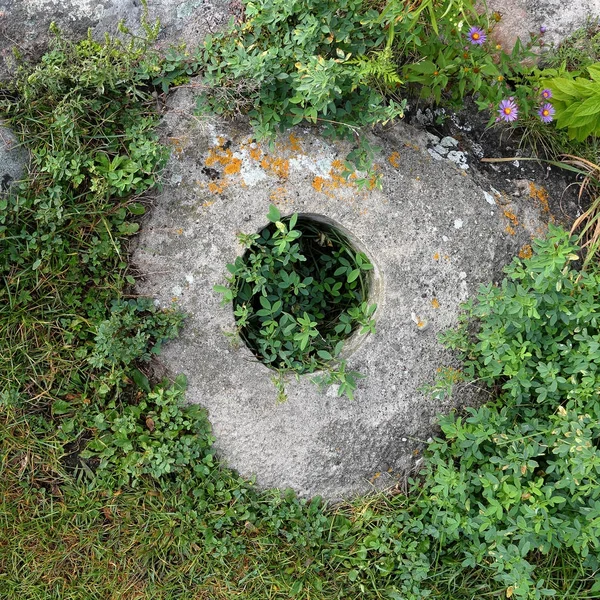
[545,64,600,141]
[0,26,168,406]
[421,226,600,597]
[2,11,600,600]
[195,0,405,142]
[81,375,214,488]
[216,205,376,400]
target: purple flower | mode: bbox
[468,26,486,45]
[540,26,547,34]
[498,98,519,122]
[541,88,552,99]
[538,103,555,123]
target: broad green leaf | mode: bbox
[347,269,360,283]
[131,368,151,393]
[128,202,146,215]
[571,96,600,118]
[52,399,72,415]
[266,204,281,223]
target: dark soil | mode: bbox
[407,98,587,228]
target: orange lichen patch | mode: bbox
[202,200,215,209]
[288,133,303,153]
[269,186,288,204]
[518,244,533,259]
[528,182,550,212]
[404,142,421,152]
[216,135,227,147]
[205,146,235,168]
[433,252,440,261]
[443,254,450,261]
[176,228,184,235]
[208,181,228,194]
[503,209,519,227]
[505,224,516,236]
[388,152,401,168]
[311,161,358,199]
[431,298,440,309]
[249,146,263,161]
[367,169,381,190]
[260,156,290,179]
[223,158,242,175]
[312,176,327,193]
[167,137,187,155]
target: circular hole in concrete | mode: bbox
[231,213,379,373]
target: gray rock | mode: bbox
[485,0,600,53]
[130,87,551,500]
[0,123,27,195]
[440,136,459,149]
[446,150,469,170]
[427,148,444,160]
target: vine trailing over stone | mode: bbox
[215,205,376,400]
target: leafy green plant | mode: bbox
[215,205,376,399]
[421,226,600,597]
[545,64,600,141]
[81,375,214,488]
[195,0,405,143]
[385,2,540,115]
[0,24,168,407]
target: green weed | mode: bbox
[215,205,376,400]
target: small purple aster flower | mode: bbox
[538,103,555,123]
[540,26,547,34]
[468,26,486,45]
[498,98,518,122]
[541,88,552,100]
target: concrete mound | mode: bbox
[132,87,553,499]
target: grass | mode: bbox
[542,18,600,72]
[1,7,600,600]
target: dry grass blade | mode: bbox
[560,154,600,265]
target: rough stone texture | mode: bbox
[0,0,232,80]
[0,123,27,194]
[485,0,600,52]
[131,88,551,499]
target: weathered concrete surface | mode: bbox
[485,0,600,52]
[0,0,232,80]
[0,123,27,194]
[131,87,552,499]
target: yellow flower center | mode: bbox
[472,32,480,40]
[503,107,512,115]
[543,109,549,116]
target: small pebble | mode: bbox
[440,136,459,148]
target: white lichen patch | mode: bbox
[483,191,496,205]
[24,0,105,19]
